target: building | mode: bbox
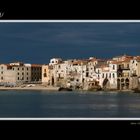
[42,65,51,85]
[0,62,32,84]
[95,63,117,90]
[130,56,140,76]
[31,64,42,82]
[129,56,140,89]
[0,64,16,83]
[49,58,62,66]
[10,62,32,84]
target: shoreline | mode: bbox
[0,86,137,93]
[0,86,59,91]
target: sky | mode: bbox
[0,22,140,64]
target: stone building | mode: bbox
[129,56,140,89]
[115,58,131,90]
[130,56,140,76]
[42,65,51,86]
[10,62,32,84]
[95,63,118,90]
[0,62,32,84]
[0,64,16,83]
[31,64,42,82]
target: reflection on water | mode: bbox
[0,90,140,118]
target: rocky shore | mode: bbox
[0,84,137,93]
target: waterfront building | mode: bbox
[1,54,140,91]
[53,62,67,87]
[0,64,16,83]
[0,62,31,84]
[31,64,42,82]
[129,56,140,89]
[114,58,132,90]
[42,65,51,85]
[130,56,140,76]
[95,63,117,90]
[10,62,32,84]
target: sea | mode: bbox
[0,90,140,118]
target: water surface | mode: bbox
[0,90,140,118]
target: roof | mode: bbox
[133,56,140,62]
[31,64,42,67]
[111,57,132,64]
[72,60,88,65]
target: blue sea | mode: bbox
[0,90,140,118]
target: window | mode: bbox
[44,69,46,72]
[18,68,19,70]
[27,77,28,80]
[22,68,24,70]
[98,75,100,78]
[27,72,28,75]
[98,70,100,73]
[109,73,111,78]
[136,63,137,66]
[18,72,19,75]
[1,66,3,69]
[127,64,129,68]
[22,72,24,75]
[18,77,19,80]
[102,73,104,78]
[44,73,47,77]
[113,65,115,70]
[27,68,28,71]
[22,77,24,80]
[106,73,108,78]
[76,79,79,82]
[132,60,135,63]
[1,71,3,74]
[113,73,115,78]
[122,64,124,69]
[1,77,3,80]
[13,68,14,70]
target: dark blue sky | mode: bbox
[0,22,140,64]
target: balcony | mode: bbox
[130,74,137,77]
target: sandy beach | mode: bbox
[0,86,59,91]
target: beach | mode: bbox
[0,85,59,91]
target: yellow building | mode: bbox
[42,65,51,86]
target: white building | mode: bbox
[49,58,62,66]
[95,62,118,89]
[0,62,32,84]
[130,57,140,76]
